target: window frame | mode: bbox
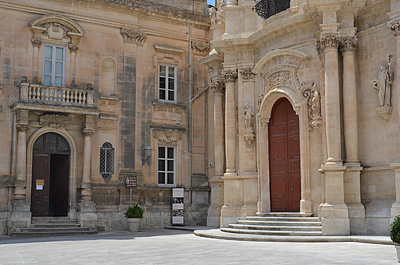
[158,64,177,103]
[100,142,115,180]
[43,44,66,87]
[157,145,176,187]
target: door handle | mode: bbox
[291,187,293,191]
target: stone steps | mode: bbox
[12,217,97,237]
[222,213,322,236]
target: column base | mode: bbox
[300,199,313,214]
[10,200,31,233]
[76,201,97,228]
[220,205,243,228]
[321,203,350,235]
[81,183,92,201]
[391,201,400,219]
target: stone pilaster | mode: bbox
[15,110,30,200]
[340,35,365,223]
[31,38,42,82]
[68,44,79,82]
[81,115,95,201]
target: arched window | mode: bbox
[34,132,70,153]
[254,0,291,19]
[100,142,114,180]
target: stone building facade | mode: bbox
[202,0,400,235]
[0,0,211,234]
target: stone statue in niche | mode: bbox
[242,103,255,146]
[371,55,393,121]
[302,82,322,130]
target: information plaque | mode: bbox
[172,188,184,225]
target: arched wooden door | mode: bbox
[268,98,301,212]
[31,133,70,217]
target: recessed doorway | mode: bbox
[31,133,70,217]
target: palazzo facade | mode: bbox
[0,0,211,234]
[202,0,400,235]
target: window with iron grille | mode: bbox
[158,146,176,186]
[100,142,114,180]
[253,0,290,20]
[158,64,177,102]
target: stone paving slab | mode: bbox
[194,229,394,245]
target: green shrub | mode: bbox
[390,215,400,244]
[124,204,144,218]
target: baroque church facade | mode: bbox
[202,0,400,236]
[0,0,211,234]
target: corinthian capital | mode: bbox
[319,34,340,52]
[340,36,358,53]
[223,70,238,83]
[391,20,400,37]
[211,81,225,95]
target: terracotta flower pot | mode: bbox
[127,218,141,232]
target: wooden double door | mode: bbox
[268,98,301,212]
[31,152,69,217]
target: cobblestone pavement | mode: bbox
[0,229,397,264]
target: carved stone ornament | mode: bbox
[240,68,255,81]
[211,80,225,95]
[191,41,210,55]
[120,28,147,46]
[40,114,70,129]
[223,70,238,83]
[211,0,226,26]
[301,82,322,130]
[391,20,400,37]
[31,38,42,48]
[371,55,394,121]
[340,36,358,53]
[155,130,183,145]
[319,34,339,52]
[242,103,255,146]
[42,22,71,40]
[266,71,291,89]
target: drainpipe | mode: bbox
[188,23,193,205]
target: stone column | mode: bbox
[207,80,226,227]
[68,44,79,84]
[341,35,365,224]
[224,70,237,176]
[319,33,349,235]
[15,110,29,199]
[31,38,42,83]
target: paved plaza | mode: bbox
[0,229,397,264]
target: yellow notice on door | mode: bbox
[36,179,44,190]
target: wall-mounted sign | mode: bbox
[126,176,137,188]
[172,188,184,225]
[36,179,44,190]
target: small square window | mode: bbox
[158,64,176,102]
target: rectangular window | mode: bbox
[158,146,176,186]
[158,64,176,102]
[43,45,65,86]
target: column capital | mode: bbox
[16,123,30,132]
[31,38,42,48]
[68,44,79,52]
[211,80,225,95]
[318,34,340,52]
[223,69,238,83]
[82,128,95,136]
[239,67,255,81]
[340,36,358,53]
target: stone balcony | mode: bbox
[11,80,98,115]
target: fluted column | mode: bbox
[81,115,95,201]
[341,35,365,221]
[15,110,30,199]
[223,70,237,176]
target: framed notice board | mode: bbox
[172,188,184,225]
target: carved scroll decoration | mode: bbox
[191,41,210,56]
[154,130,183,145]
[120,28,147,46]
[301,82,322,130]
[40,114,71,129]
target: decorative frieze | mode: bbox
[242,103,255,146]
[40,114,70,129]
[239,68,255,81]
[120,28,147,46]
[319,34,340,51]
[223,70,238,83]
[301,82,322,130]
[266,71,291,89]
[340,36,358,53]
[191,41,210,56]
[371,55,393,121]
[211,81,225,95]
[154,130,183,145]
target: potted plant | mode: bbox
[125,203,144,232]
[390,215,400,262]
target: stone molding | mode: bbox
[239,68,255,81]
[340,36,358,53]
[223,70,238,83]
[40,114,71,129]
[211,81,225,95]
[318,34,340,52]
[191,41,210,56]
[154,130,183,145]
[120,28,147,46]
[82,128,96,136]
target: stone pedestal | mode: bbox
[391,163,400,219]
[220,176,242,228]
[207,177,224,227]
[10,200,31,233]
[76,201,97,228]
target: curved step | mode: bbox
[256,212,313,217]
[229,224,322,231]
[12,230,97,237]
[246,216,319,222]
[238,220,321,226]
[221,228,322,236]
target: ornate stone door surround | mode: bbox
[26,127,78,219]
[253,49,313,214]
